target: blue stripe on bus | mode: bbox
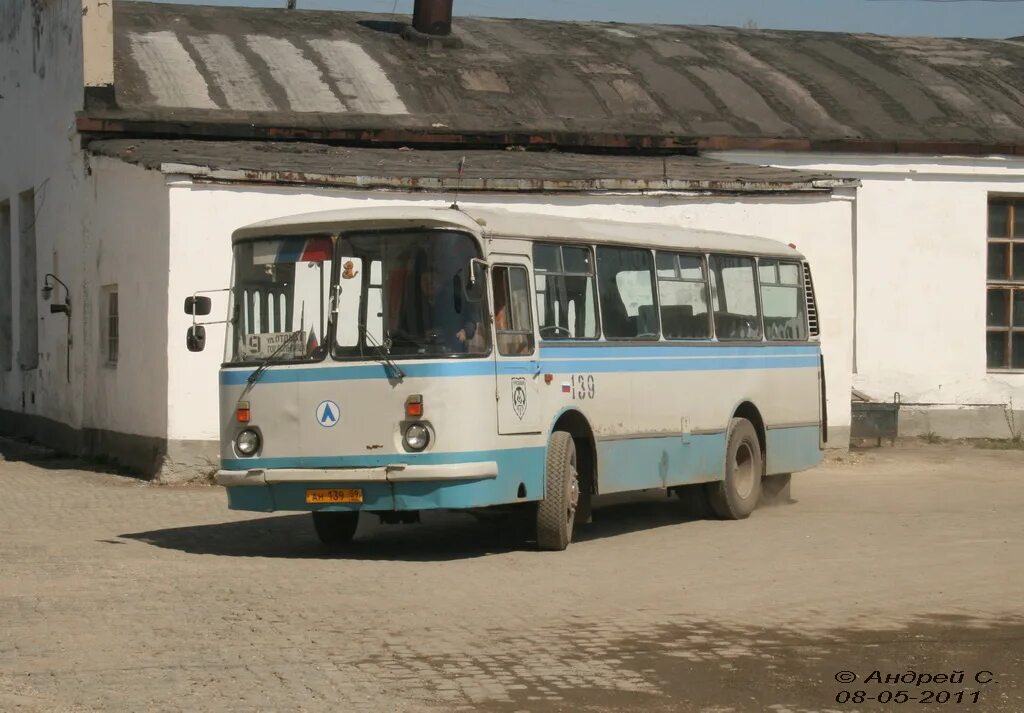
[220,348,820,385]
[223,426,822,513]
[225,446,547,512]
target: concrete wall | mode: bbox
[0,0,88,449]
[0,2,174,472]
[166,182,855,460]
[714,151,1024,438]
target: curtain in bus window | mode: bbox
[493,265,536,356]
[710,255,762,340]
[597,246,658,339]
[759,259,807,341]
[532,243,597,339]
[656,252,711,339]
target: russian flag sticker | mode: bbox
[561,382,572,394]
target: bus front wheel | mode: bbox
[312,511,360,546]
[706,418,762,520]
[536,431,580,551]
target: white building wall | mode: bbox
[0,0,87,443]
[0,2,173,469]
[713,151,1024,437]
[81,159,171,450]
[166,183,854,450]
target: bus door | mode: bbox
[490,255,543,435]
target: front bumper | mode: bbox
[215,460,498,487]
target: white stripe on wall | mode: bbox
[308,39,408,115]
[129,31,218,109]
[188,34,275,111]
[245,35,345,113]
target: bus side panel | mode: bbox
[596,432,726,494]
[765,425,822,475]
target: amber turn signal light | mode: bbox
[236,401,251,423]
[405,395,424,418]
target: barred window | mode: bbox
[103,285,118,365]
[987,198,1024,370]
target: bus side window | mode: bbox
[709,255,762,341]
[759,259,807,341]
[656,251,711,339]
[493,265,536,356]
[533,243,598,340]
[596,246,659,340]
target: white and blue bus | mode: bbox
[186,206,826,550]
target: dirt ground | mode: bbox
[0,441,1021,712]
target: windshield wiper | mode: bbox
[360,324,406,380]
[241,329,304,396]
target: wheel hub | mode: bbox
[733,442,755,499]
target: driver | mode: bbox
[414,267,478,352]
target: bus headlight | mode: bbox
[235,429,261,456]
[403,423,430,452]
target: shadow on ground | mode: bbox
[0,436,139,477]
[118,489,735,561]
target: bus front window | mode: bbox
[226,235,333,364]
[333,230,489,359]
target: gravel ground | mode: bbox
[0,441,1021,712]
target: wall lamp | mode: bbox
[41,274,73,382]
[42,273,71,316]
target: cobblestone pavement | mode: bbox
[1,443,1022,712]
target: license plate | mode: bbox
[305,488,363,504]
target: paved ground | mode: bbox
[1,441,1021,713]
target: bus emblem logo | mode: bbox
[511,378,527,420]
[316,400,340,428]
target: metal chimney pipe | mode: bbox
[413,0,453,36]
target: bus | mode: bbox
[185,206,826,550]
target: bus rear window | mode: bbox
[759,259,807,341]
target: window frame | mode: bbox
[654,250,713,341]
[595,244,660,341]
[532,241,601,341]
[708,252,765,342]
[492,263,537,357]
[757,258,809,343]
[987,197,1024,372]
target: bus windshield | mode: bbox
[333,230,489,359]
[226,234,333,364]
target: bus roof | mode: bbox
[232,206,806,259]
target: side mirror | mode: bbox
[185,295,212,316]
[464,260,487,302]
[186,325,207,352]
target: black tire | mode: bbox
[312,511,359,546]
[536,431,580,551]
[761,473,792,505]
[706,418,762,520]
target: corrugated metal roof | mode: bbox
[87,138,850,193]
[94,1,1024,151]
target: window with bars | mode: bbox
[103,286,118,365]
[987,198,1024,370]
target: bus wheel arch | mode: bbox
[550,410,596,521]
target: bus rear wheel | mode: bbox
[312,511,359,546]
[536,431,579,551]
[706,418,762,520]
